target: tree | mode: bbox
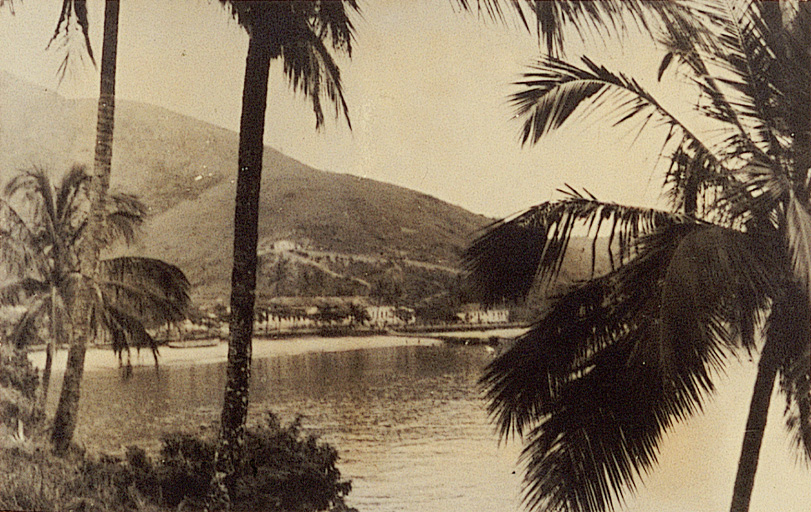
[46,0,121,455]
[465,3,811,512]
[0,166,190,415]
[209,1,359,506]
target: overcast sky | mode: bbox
[0,0,684,218]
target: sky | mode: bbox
[0,0,686,218]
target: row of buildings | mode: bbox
[176,303,511,339]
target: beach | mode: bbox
[26,334,447,373]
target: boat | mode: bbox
[165,339,220,349]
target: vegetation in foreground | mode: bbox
[0,413,356,512]
[0,344,355,512]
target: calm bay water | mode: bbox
[62,341,525,512]
[42,338,811,512]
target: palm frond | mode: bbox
[511,56,728,209]
[0,199,43,276]
[464,190,688,304]
[771,285,811,462]
[785,193,811,305]
[657,17,767,166]
[0,278,49,306]
[455,0,687,56]
[4,168,57,227]
[219,1,357,130]
[55,164,89,227]
[687,0,811,164]
[519,339,690,512]
[98,257,191,325]
[47,0,95,80]
[7,298,46,349]
[483,221,735,512]
[481,219,783,511]
[278,20,349,130]
[511,56,688,146]
[100,304,159,365]
[99,193,147,245]
[659,225,776,365]
[309,0,358,54]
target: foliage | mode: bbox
[218,0,357,129]
[0,412,354,512]
[0,343,40,441]
[0,166,191,367]
[465,2,811,512]
[157,413,354,512]
[0,344,37,403]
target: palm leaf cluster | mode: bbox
[465,2,811,511]
[0,166,190,381]
[456,0,686,56]
[219,0,356,129]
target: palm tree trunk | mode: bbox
[729,338,780,512]
[51,0,118,455]
[210,22,272,506]
[35,288,58,414]
[37,339,53,412]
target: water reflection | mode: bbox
[54,340,811,511]
[69,343,524,512]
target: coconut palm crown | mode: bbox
[465,2,811,512]
[0,166,190,397]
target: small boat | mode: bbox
[166,339,219,349]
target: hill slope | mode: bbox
[1,72,491,305]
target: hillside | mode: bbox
[1,72,492,305]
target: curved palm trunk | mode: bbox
[729,338,780,512]
[210,24,272,505]
[51,0,118,455]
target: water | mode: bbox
[57,341,525,512]
[39,338,811,512]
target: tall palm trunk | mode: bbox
[729,337,780,512]
[35,287,58,414]
[210,22,272,503]
[51,0,118,455]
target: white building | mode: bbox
[365,306,415,328]
[457,308,510,325]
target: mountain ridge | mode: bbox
[1,72,492,305]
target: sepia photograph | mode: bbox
[1,1,811,511]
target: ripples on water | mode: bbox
[65,342,525,512]
[53,339,811,512]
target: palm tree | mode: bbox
[455,0,686,56]
[0,166,190,415]
[465,2,811,512]
[47,0,120,455]
[209,1,358,505]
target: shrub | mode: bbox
[0,344,40,438]
[0,409,354,511]
[32,412,357,512]
[156,412,356,512]
[0,344,38,401]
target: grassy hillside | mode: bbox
[1,72,491,305]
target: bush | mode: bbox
[0,344,40,440]
[0,345,38,401]
[30,412,357,512]
[156,412,356,512]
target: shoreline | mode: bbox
[26,334,446,373]
[27,327,527,374]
